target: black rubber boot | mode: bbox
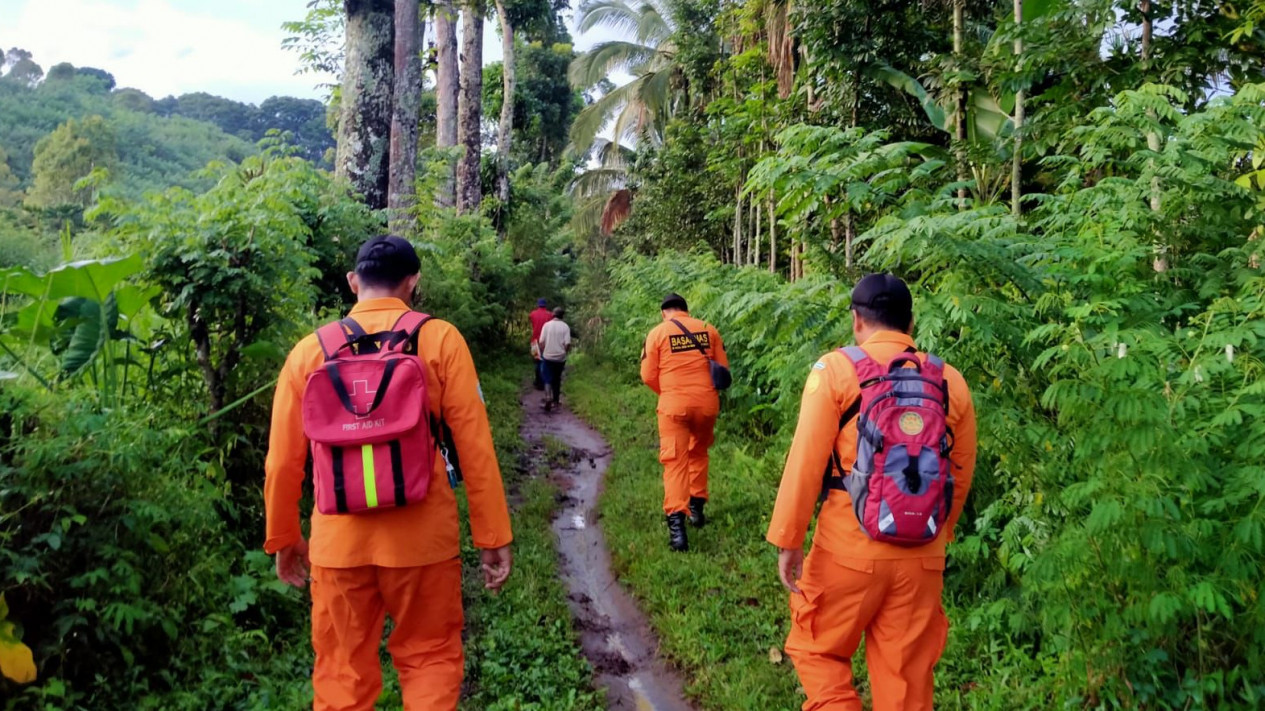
[666,512,689,552]
[688,497,706,528]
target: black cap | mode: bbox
[661,292,688,311]
[851,273,912,324]
[355,235,420,287]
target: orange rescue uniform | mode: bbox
[264,297,513,711]
[640,313,729,515]
[767,330,977,711]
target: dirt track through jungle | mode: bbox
[519,388,694,711]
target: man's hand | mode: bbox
[481,545,512,592]
[276,538,310,588]
[778,547,804,594]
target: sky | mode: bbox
[0,0,619,105]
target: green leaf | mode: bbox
[864,63,947,132]
[0,595,36,684]
[3,255,143,302]
[1022,0,1064,22]
[53,293,119,377]
[115,284,161,318]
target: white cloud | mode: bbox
[4,0,333,104]
[0,0,629,104]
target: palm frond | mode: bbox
[633,3,673,44]
[568,167,628,198]
[571,191,610,235]
[568,76,649,153]
[576,0,643,36]
[601,188,634,235]
[568,40,659,89]
[593,138,636,167]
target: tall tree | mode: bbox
[456,0,484,213]
[0,145,21,207]
[494,0,516,212]
[389,0,424,229]
[336,0,396,210]
[1011,0,1024,218]
[433,0,460,207]
[25,115,117,210]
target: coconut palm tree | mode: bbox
[568,0,681,155]
[569,138,636,236]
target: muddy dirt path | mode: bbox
[519,389,695,711]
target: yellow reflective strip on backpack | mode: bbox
[362,445,379,508]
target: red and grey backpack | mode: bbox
[301,312,451,515]
[824,346,955,546]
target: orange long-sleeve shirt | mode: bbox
[264,297,513,569]
[767,330,977,559]
[640,313,729,414]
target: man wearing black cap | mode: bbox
[765,273,978,711]
[264,234,514,710]
[640,292,730,551]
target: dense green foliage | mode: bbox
[560,0,1265,706]
[569,79,1265,708]
[2,142,584,707]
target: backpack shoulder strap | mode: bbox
[316,320,353,360]
[923,352,950,410]
[392,311,432,333]
[388,311,434,353]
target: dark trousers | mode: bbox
[533,359,545,390]
[542,359,565,404]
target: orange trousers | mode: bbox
[657,408,717,515]
[784,550,948,711]
[310,558,464,711]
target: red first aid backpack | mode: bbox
[825,346,955,546]
[302,312,437,515]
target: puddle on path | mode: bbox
[519,389,695,711]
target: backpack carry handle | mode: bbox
[887,354,922,373]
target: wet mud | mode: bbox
[519,389,695,711]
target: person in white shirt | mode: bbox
[537,307,572,411]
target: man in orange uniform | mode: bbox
[264,235,513,710]
[529,298,552,390]
[766,274,977,711]
[640,292,729,551]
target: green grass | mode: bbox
[457,357,602,711]
[566,354,804,710]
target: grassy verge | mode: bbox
[457,356,601,710]
[566,354,803,710]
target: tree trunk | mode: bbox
[752,199,761,267]
[954,0,968,205]
[456,1,484,214]
[768,195,777,273]
[494,0,515,213]
[1141,0,1167,271]
[844,213,855,269]
[389,0,423,231]
[733,185,743,266]
[1011,0,1024,219]
[337,0,395,210]
[434,0,459,208]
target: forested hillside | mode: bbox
[3,0,1265,709]
[0,48,333,199]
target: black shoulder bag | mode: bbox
[670,319,732,391]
